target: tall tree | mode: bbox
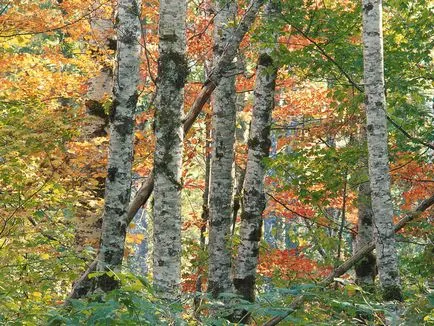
[362,0,403,301]
[68,0,266,299]
[96,0,142,292]
[152,0,188,298]
[234,0,279,304]
[207,0,238,298]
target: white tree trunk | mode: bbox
[153,0,187,298]
[207,0,238,298]
[96,0,141,292]
[67,0,266,299]
[234,1,279,303]
[362,0,403,301]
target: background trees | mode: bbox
[0,0,433,324]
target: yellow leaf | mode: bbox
[40,253,50,260]
[32,292,42,298]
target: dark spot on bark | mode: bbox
[241,212,262,241]
[120,30,136,45]
[375,101,383,107]
[234,275,255,302]
[364,2,373,11]
[248,136,260,149]
[114,115,134,136]
[367,124,374,132]
[210,217,222,228]
[85,100,107,118]
[108,167,118,181]
[109,99,119,123]
[158,51,189,90]
[355,252,376,280]
[117,221,126,236]
[127,91,139,110]
[160,34,178,42]
[388,270,399,278]
[258,53,273,67]
[168,247,178,256]
[361,215,373,226]
[382,285,403,302]
[108,38,117,51]
[97,272,120,292]
[157,259,164,266]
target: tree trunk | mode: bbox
[152,0,187,298]
[207,0,238,298]
[127,0,265,223]
[362,0,403,301]
[67,0,266,299]
[354,171,376,288]
[233,1,279,304]
[96,0,141,292]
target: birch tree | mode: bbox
[207,0,238,298]
[152,0,187,298]
[362,0,403,301]
[234,1,279,303]
[68,0,266,299]
[96,0,141,292]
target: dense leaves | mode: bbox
[0,0,432,324]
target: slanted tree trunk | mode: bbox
[234,1,279,304]
[263,194,434,326]
[207,0,238,298]
[96,0,141,292]
[354,173,376,287]
[152,0,187,298]
[362,0,403,301]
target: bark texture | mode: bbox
[207,0,238,298]
[128,0,265,222]
[68,0,265,299]
[233,1,279,303]
[354,177,376,287]
[362,0,403,301]
[153,0,187,298]
[96,0,141,292]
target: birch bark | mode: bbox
[67,0,265,299]
[207,0,238,298]
[152,0,187,298]
[96,0,141,292]
[234,1,279,303]
[362,0,403,301]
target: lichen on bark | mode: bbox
[207,0,238,299]
[96,0,141,292]
[234,1,279,308]
[362,0,403,301]
[152,0,187,299]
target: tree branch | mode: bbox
[281,18,434,151]
[263,193,434,326]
